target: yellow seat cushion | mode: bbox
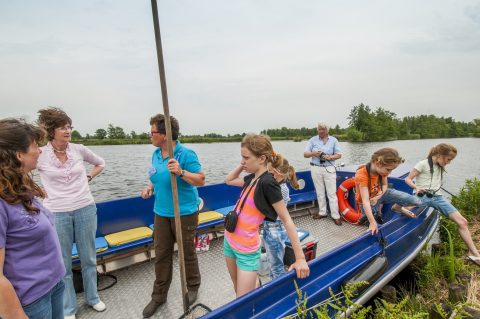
[104,227,153,247]
[198,211,224,224]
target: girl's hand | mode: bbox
[415,186,426,195]
[141,187,153,199]
[288,258,310,279]
[370,193,382,206]
[369,221,378,235]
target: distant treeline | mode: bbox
[72,104,480,145]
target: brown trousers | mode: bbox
[151,212,201,303]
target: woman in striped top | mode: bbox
[224,134,309,298]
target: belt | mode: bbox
[310,163,331,167]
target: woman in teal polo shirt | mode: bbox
[140,114,205,318]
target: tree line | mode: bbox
[72,104,480,144]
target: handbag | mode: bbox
[224,177,260,233]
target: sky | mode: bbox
[1,0,480,136]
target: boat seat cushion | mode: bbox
[104,227,153,247]
[72,236,109,259]
[215,205,235,216]
[199,211,224,224]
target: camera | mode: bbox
[319,151,326,164]
[417,190,434,198]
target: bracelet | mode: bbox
[87,175,93,182]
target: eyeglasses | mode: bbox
[58,126,74,132]
[150,131,161,137]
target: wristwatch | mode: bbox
[180,169,186,177]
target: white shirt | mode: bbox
[37,142,105,212]
[413,159,442,192]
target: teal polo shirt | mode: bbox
[149,141,201,217]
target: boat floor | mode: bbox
[76,213,368,319]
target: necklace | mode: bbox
[53,148,67,154]
[51,142,67,154]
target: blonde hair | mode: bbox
[370,147,404,167]
[428,143,457,158]
[241,133,276,163]
[270,153,299,189]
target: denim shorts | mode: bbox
[359,188,423,217]
[417,194,457,216]
[224,238,261,272]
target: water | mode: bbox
[64,138,480,202]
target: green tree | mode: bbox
[107,124,126,139]
[71,130,82,139]
[94,128,107,139]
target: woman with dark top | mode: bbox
[0,118,65,319]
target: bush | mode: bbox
[451,178,480,218]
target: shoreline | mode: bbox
[72,135,477,146]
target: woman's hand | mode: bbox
[141,186,153,199]
[167,159,182,176]
[288,258,310,279]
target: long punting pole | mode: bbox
[150,0,189,313]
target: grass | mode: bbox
[290,177,480,318]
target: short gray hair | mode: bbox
[317,122,329,132]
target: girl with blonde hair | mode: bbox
[355,147,422,235]
[224,134,309,297]
[406,143,480,264]
[262,153,299,279]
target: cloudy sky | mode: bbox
[1,0,479,136]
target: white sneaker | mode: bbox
[91,300,106,312]
[64,315,76,319]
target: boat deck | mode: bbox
[75,213,367,319]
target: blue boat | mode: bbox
[75,163,438,318]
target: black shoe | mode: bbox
[375,214,384,224]
[187,290,198,306]
[358,215,368,225]
[333,218,342,226]
[143,299,164,318]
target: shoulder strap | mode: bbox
[234,177,260,215]
[428,155,444,181]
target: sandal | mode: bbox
[392,205,416,218]
[467,255,480,266]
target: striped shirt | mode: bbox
[225,183,265,253]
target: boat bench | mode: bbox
[75,178,318,268]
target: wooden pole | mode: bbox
[150,0,189,313]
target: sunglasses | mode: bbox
[417,192,434,198]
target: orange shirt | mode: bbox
[355,165,386,203]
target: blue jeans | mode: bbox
[23,280,65,319]
[360,188,423,217]
[262,220,288,279]
[54,204,99,316]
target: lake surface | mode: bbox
[54,138,479,202]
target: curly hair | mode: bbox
[0,118,46,213]
[37,107,72,141]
